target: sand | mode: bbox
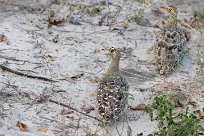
[0,0,204,135]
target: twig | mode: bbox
[0,64,56,82]
[49,99,101,122]
[109,0,128,31]
[0,48,24,52]
[116,124,122,136]
[0,54,41,64]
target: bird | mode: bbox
[154,6,187,75]
[97,47,128,125]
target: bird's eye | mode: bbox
[166,7,172,13]
[110,47,115,52]
[167,7,176,15]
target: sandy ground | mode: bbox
[0,0,204,136]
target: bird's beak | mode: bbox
[105,47,110,51]
[102,48,111,52]
[164,6,176,16]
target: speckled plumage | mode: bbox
[154,6,187,75]
[96,47,128,125]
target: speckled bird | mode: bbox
[154,6,187,75]
[97,47,128,125]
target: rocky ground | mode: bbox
[0,0,204,136]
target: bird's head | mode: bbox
[105,47,121,60]
[165,6,177,17]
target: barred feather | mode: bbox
[97,74,128,124]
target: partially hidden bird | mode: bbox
[154,6,187,75]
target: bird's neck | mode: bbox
[106,58,120,75]
[166,15,177,29]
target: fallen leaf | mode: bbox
[38,125,48,133]
[0,34,10,45]
[81,105,95,114]
[123,20,129,29]
[52,35,59,43]
[47,54,56,61]
[34,95,47,103]
[200,112,204,119]
[0,34,4,42]
[189,101,197,107]
[16,121,28,131]
[89,77,99,84]
[48,11,66,26]
[171,92,191,107]
[60,109,74,115]
[71,73,84,80]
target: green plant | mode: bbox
[128,8,144,23]
[194,10,204,24]
[144,96,201,136]
[87,6,101,15]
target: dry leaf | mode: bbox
[171,93,191,107]
[0,34,10,45]
[71,73,84,80]
[196,110,204,119]
[38,125,48,133]
[0,34,5,42]
[123,20,129,29]
[52,35,59,43]
[89,77,99,84]
[47,55,56,61]
[48,11,66,26]
[198,123,204,134]
[81,105,95,114]
[60,109,74,115]
[16,121,28,131]
[34,95,47,103]
[189,101,197,107]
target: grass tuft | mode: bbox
[194,9,204,24]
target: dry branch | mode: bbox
[0,54,41,64]
[49,99,101,122]
[0,64,56,82]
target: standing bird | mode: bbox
[97,47,128,125]
[154,6,187,75]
